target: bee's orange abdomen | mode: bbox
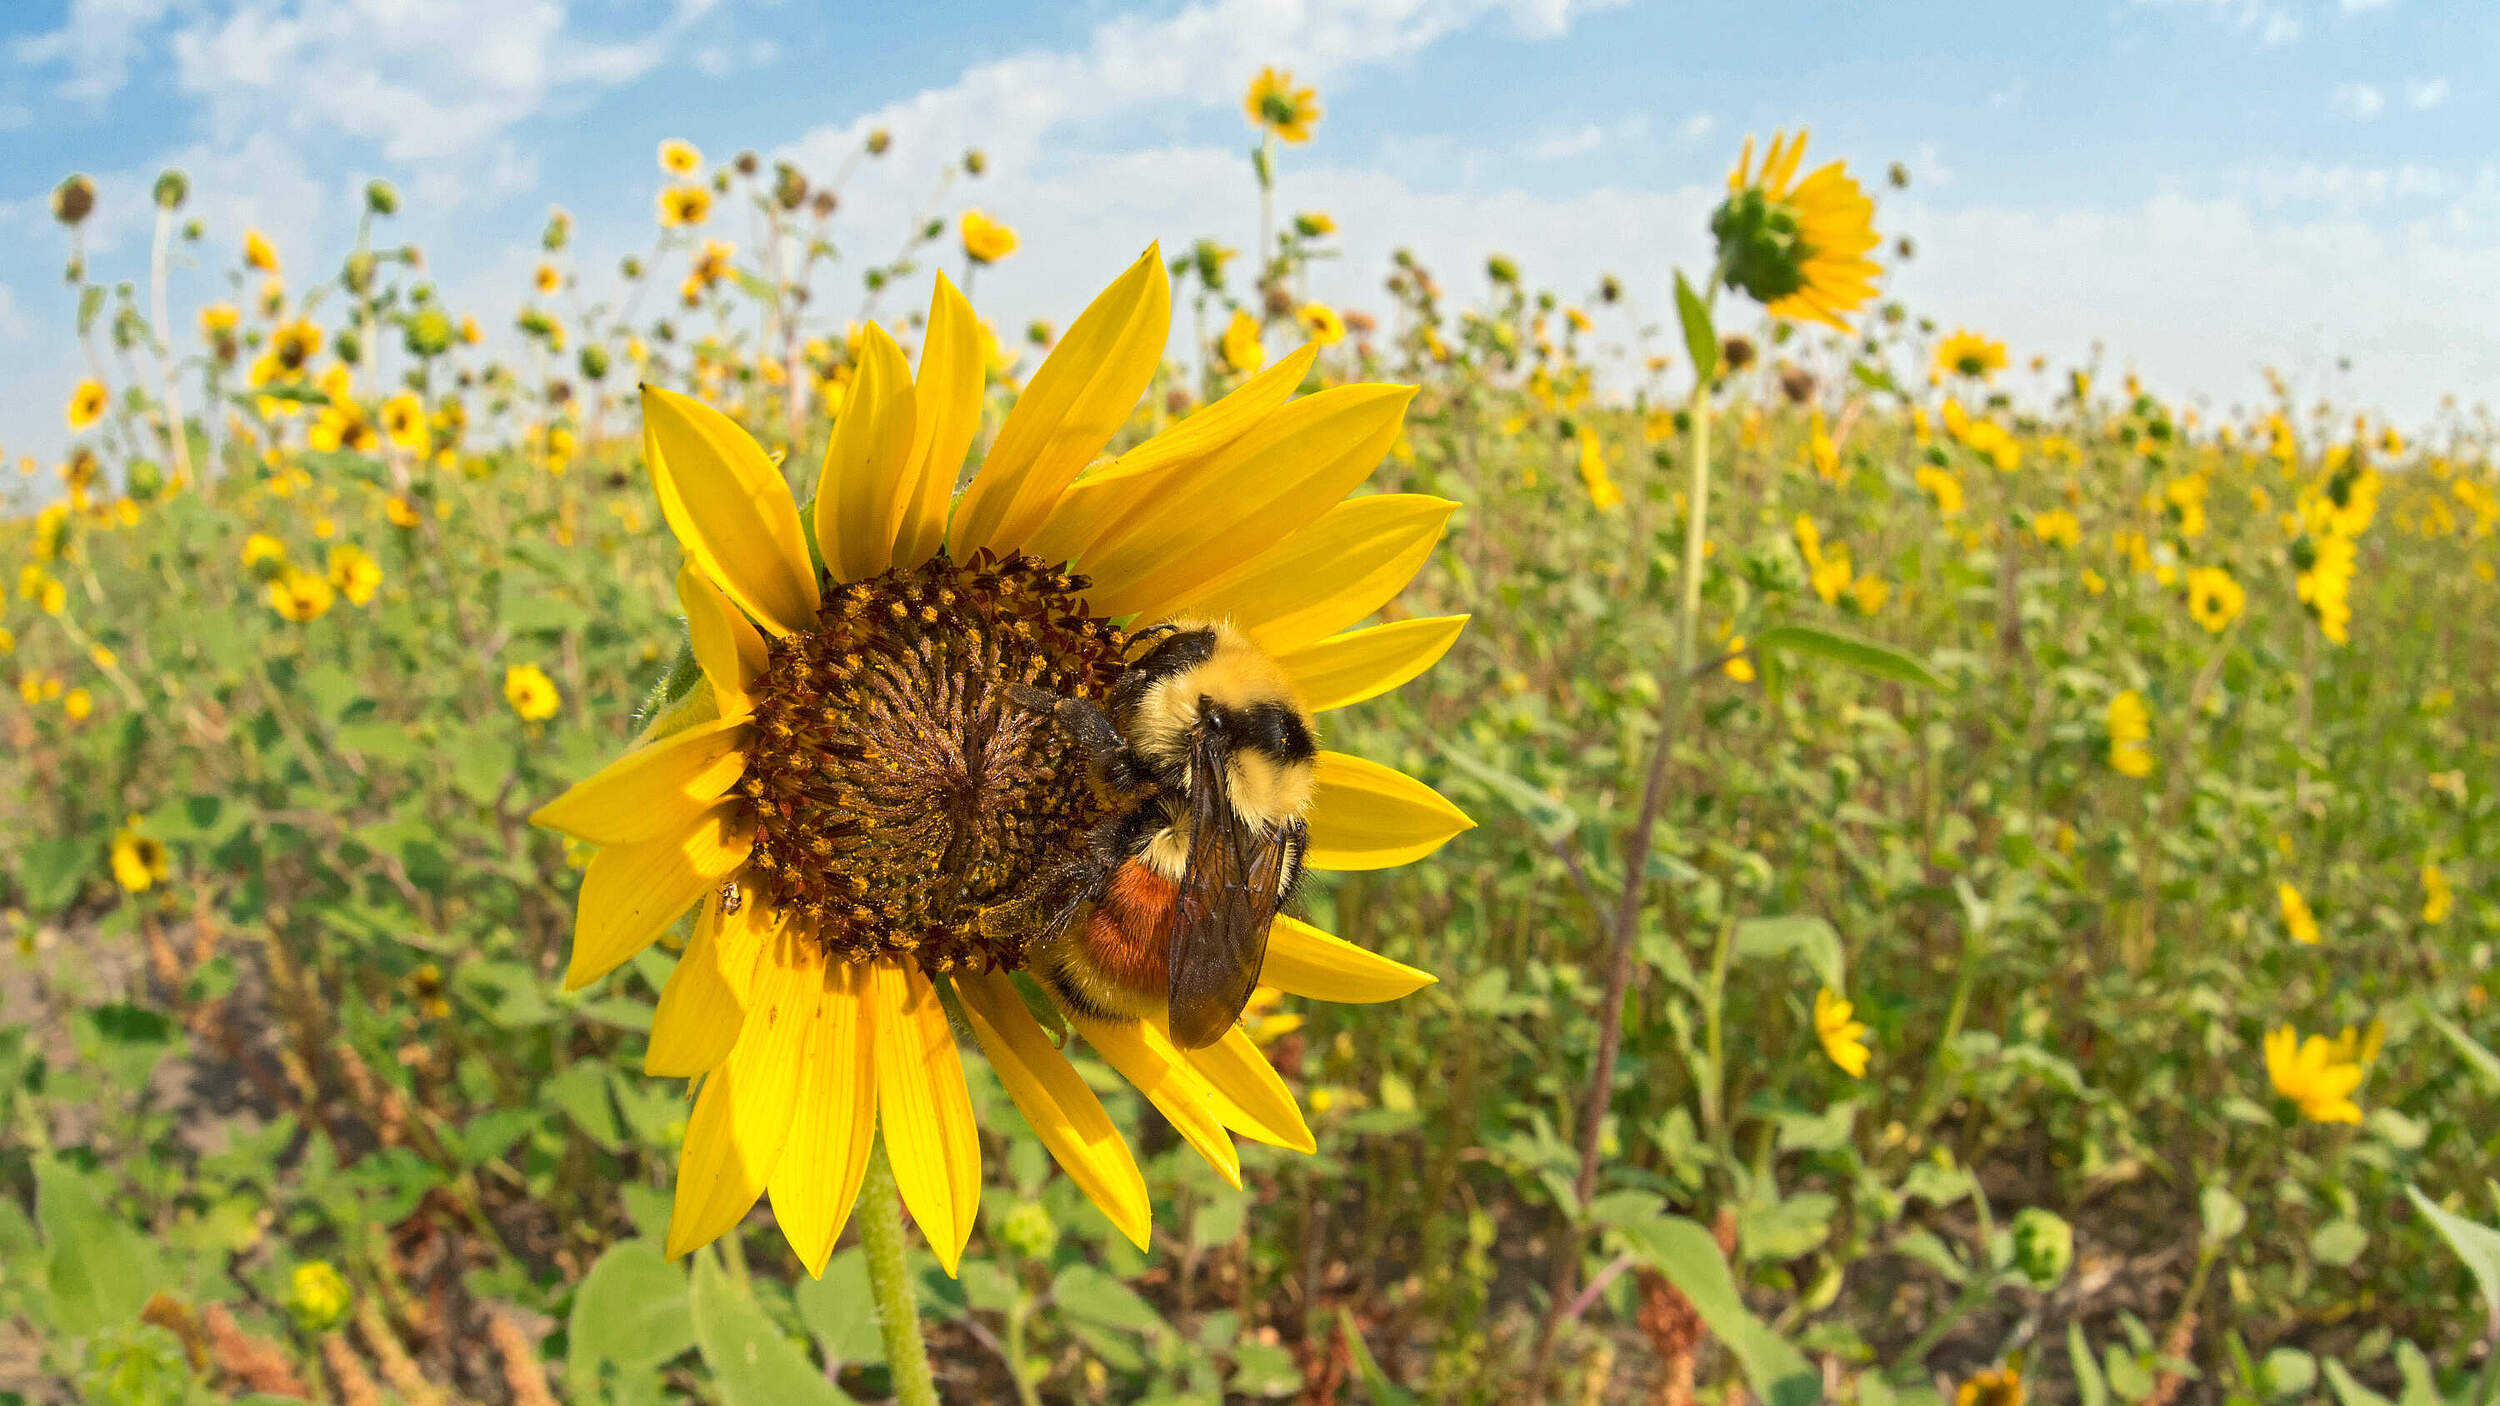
[1089,861,1178,995]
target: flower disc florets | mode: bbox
[736,550,1126,970]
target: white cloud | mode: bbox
[2405,77,2449,110]
[2339,0,2394,12]
[2332,82,2385,119]
[1528,124,1605,160]
[13,0,183,102]
[165,0,718,166]
[1679,112,1715,141]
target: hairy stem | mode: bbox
[860,1143,940,1406]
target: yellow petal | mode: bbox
[869,961,980,1275]
[1177,1021,1315,1154]
[1156,496,1457,654]
[814,323,919,584]
[769,957,876,1277]
[529,716,749,845]
[678,562,766,712]
[646,884,779,1078]
[1304,751,1473,872]
[957,970,1150,1251]
[1262,915,1437,1003]
[564,808,752,990]
[1081,384,1416,619]
[1024,343,1320,566]
[642,384,820,636]
[949,246,1170,559]
[664,933,814,1260]
[1068,1012,1240,1188]
[1273,615,1468,713]
[893,273,984,570]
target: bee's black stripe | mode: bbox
[1233,700,1316,764]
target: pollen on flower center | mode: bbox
[736,550,1127,970]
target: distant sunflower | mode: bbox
[67,379,108,432]
[2185,565,2245,633]
[659,184,712,229]
[960,209,1020,265]
[1244,66,1322,143]
[1933,328,2007,382]
[659,139,704,176]
[1713,129,1882,332]
[530,248,1472,1274]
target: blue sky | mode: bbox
[4,0,2496,464]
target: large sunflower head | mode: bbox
[531,247,1473,1276]
[1712,129,1882,332]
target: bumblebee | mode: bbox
[998,619,1316,1048]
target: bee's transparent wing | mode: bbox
[1166,726,1291,1048]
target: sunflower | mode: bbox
[1813,988,1870,1078]
[1297,303,1346,346]
[2264,1024,2364,1124]
[660,139,704,176]
[110,822,168,893]
[960,209,1019,265]
[1244,66,1321,143]
[506,664,561,721]
[536,263,562,295]
[268,568,335,623]
[327,544,383,606]
[1712,129,1882,331]
[380,393,427,452]
[1219,308,1266,374]
[67,379,108,432]
[2106,690,2153,778]
[1956,1367,2023,1406]
[2185,565,2244,633]
[244,228,280,274]
[529,248,1472,1274]
[1934,329,2007,382]
[659,184,712,229]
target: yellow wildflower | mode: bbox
[2278,882,2320,946]
[505,663,561,721]
[2264,1025,2364,1124]
[1815,989,1871,1078]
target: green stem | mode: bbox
[1003,1298,1044,1406]
[1698,917,1735,1161]
[1676,376,1714,677]
[860,1143,940,1406]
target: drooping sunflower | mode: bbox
[531,247,1472,1275]
[1712,129,1882,332]
[1933,328,2007,382]
[959,209,1020,266]
[67,379,108,432]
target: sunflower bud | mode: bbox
[866,128,892,156]
[733,150,760,176]
[810,190,838,219]
[126,458,164,501]
[1486,254,1519,286]
[366,179,400,216]
[343,250,376,294]
[1888,161,1911,190]
[1598,274,1622,304]
[334,329,363,366]
[152,170,188,210]
[405,309,453,358]
[52,174,96,226]
[1000,1202,1057,1259]
[579,345,610,381]
[963,148,988,176]
[2009,1208,2073,1289]
[1720,335,1756,372]
[773,162,808,210]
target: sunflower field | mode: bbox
[6,74,2500,1406]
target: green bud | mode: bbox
[2009,1207,2073,1289]
[579,345,610,381]
[343,250,376,294]
[1486,254,1518,285]
[335,329,363,366]
[181,219,203,241]
[404,309,453,359]
[963,148,988,176]
[1000,1201,1057,1259]
[125,458,164,501]
[366,180,400,216]
[152,170,188,210]
[866,128,892,156]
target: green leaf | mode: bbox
[1752,624,1944,691]
[2070,1323,2109,1406]
[689,1252,850,1406]
[2423,1008,2500,1094]
[1051,1265,1163,1334]
[545,1063,624,1151]
[569,1240,695,1374]
[38,1158,153,1337]
[2406,1185,2500,1329]
[1337,1309,1417,1406]
[1613,1213,1819,1406]
[1675,270,1718,384]
[1440,749,1578,845]
[2309,1219,2368,1269]
[1732,914,1846,994]
[19,837,89,916]
[2262,1348,2317,1400]
[2200,1185,2248,1247]
[794,1249,885,1366]
[2322,1356,2396,1406]
[1230,1339,1303,1397]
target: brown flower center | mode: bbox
[736,551,1125,969]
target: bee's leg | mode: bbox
[1003,685,1157,797]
